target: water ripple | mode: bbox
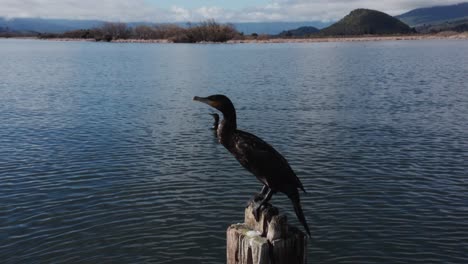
[0,39,467,263]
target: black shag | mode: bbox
[209,113,220,131]
[194,94,311,236]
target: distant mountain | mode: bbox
[277,26,319,37]
[415,18,468,33]
[233,22,329,35]
[396,2,468,27]
[0,17,103,33]
[319,9,414,36]
[0,17,330,35]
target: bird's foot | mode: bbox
[252,202,263,221]
[246,193,264,208]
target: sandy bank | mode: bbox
[8,32,468,44]
[227,32,468,44]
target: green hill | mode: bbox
[397,2,468,27]
[319,9,414,36]
[278,26,319,37]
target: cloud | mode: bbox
[0,0,463,22]
[0,0,169,21]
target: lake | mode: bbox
[0,39,467,263]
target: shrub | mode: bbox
[42,19,239,43]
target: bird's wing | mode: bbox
[234,130,304,191]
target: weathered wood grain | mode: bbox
[227,203,308,264]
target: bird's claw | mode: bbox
[246,193,264,208]
[252,203,262,221]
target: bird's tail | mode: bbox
[287,189,311,236]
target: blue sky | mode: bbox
[0,0,464,22]
[145,0,270,10]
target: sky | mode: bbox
[0,0,464,22]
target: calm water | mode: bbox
[0,39,467,263]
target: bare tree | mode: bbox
[41,19,240,43]
[134,25,155,39]
[174,19,239,43]
[100,22,131,41]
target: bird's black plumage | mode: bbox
[194,94,311,236]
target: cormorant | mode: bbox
[209,113,220,131]
[194,94,311,236]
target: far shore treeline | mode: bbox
[32,10,416,43]
[38,20,241,43]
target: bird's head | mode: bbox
[193,95,235,117]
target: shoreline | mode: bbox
[4,32,468,44]
[227,32,468,43]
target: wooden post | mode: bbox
[227,203,308,264]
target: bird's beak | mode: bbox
[193,96,220,108]
[193,96,209,104]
